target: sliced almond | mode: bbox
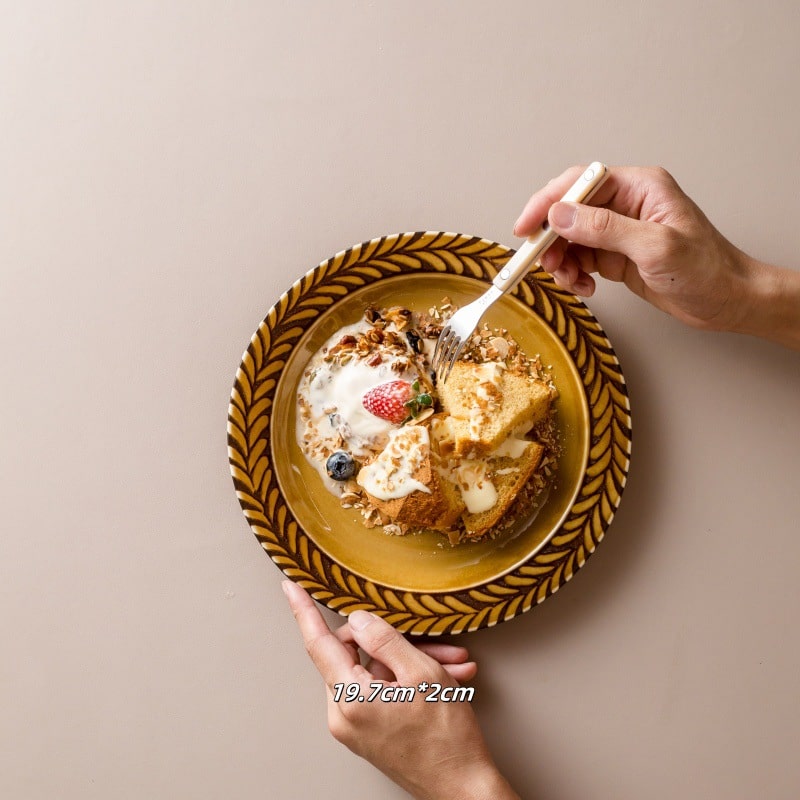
[406,407,434,425]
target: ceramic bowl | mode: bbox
[228,232,631,634]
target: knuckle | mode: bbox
[367,625,400,657]
[655,227,686,262]
[423,663,448,685]
[412,653,446,682]
[327,712,350,744]
[550,165,582,187]
[339,696,367,724]
[651,165,677,187]
[589,206,613,235]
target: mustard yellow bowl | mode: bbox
[228,232,631,635]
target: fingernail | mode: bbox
[512,218,522,236]
[281,580,299,600]
[550,202,577,230]
[552,267,569,286]
[349,610,375,630]
[539,250,558,272]
[573,276,593,296]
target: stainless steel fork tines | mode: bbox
[430,162,609,383]
[432,286,502,383]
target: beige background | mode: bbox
[2,2,799,798]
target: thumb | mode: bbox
[548,201,663,264]
[348,610,436,681]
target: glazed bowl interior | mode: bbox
[271,273,589,593]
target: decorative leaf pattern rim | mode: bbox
[227,232,632,635]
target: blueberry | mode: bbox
[326,450,356,481]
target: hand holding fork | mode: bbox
[431,162,609,382]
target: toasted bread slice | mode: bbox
[461,441,545,538]
[437,361,551,457]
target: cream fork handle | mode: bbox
[492,162,610,293]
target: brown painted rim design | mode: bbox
[227,232,632,635]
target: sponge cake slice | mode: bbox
[461,441,545,538]
[437,361,551,457]
[363,440,465,531]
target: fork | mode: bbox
[432,162,610,383]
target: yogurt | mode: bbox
[296,321,424,494]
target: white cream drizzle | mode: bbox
[357,426,432,500]
[431,417,533,514]
[429,414,455,444]
[492,436,530,459]
[452,460,497,513]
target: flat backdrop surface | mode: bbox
[2,2,799,798]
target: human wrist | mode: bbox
[731,256,800,349]
[423,760,520,800]
[461,765,521,800]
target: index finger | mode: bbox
[513,165,583,236]
[283,580,357,687]
[513,165,642,237]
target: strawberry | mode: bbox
[362,379,433,424]
[362,380,414,424]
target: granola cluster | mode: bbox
[458,322,556,396]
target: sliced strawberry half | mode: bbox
[362,379,433,424]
